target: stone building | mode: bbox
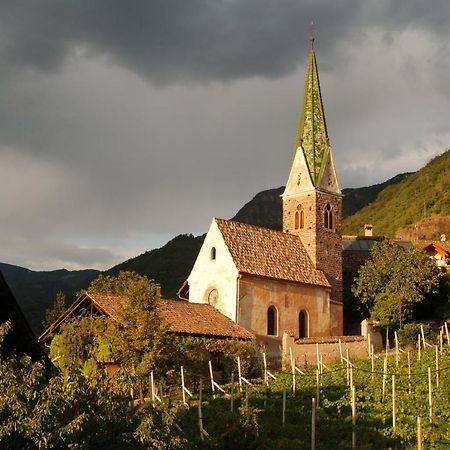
[184,38,345,356]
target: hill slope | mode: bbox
[105,234,205,299]
[343,149,450,238]
[0,263,99,333]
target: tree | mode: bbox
[87,272,167,379]
[42,291,67,330]
[352,239,441,328]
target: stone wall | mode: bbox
[238,274,332,339]
[282,329,383,368]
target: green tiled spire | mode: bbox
[292,46,330,186]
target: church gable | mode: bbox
[318,149,341,194]
[283,145,315,198]
[187,218,239,321]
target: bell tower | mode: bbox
[282,33,343,332]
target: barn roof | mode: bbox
[39,291,254,342]
[214,218,330,288]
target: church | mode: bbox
[183,36,344,352]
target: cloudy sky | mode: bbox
[1,0,449,271]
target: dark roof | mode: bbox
[39,291,254,342]
[215,218,330,287]
[342,236,413,252]
[0,271,47,362]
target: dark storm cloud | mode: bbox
[0,0,359,83]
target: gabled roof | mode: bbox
[215,218,330,287]
[420,241,450,256]
[39,291,254,342]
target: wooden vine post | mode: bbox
[417,416,423,450]
[392,375,396,431]
[428,367,433,423]
[351,384,356,449]
[311,398,316,450]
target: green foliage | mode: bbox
[88,272,166,379]
[352,239,441,328]
[42,291,67,330]
[397,322,434,347]
[343,148,450,236]
[49,317,109,373]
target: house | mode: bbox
[38,291,254,343]
[420,240,450,270]
[183,36,346,359]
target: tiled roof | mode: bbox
[215,218,330,287]
[156,299,254,340]
[418,240,450,254]
[40,291,253,341]
[87,292,125,317]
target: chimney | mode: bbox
[441,234,446,242]
[364,224,373,237]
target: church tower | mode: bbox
[282,34,343,332]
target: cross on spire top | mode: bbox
[310,22,315,51]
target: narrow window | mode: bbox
[210,247,216,260]
[267,306,277,336]
[295,204,304,230]
[324,204,333,229]
[299,310,308,338]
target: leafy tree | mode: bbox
[42,291,67,329]
[352,239,441,328]
[87,271,167,380]
[49,316,109,374]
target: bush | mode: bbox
[397,322,434,347]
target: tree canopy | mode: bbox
[352,239,442,328]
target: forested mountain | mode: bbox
[342,149,450,239]
[0,263,98,333]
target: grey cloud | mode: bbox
[0,0,365,84]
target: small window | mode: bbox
[210,247,216,260]
[207,289,219,307]
[299,310,308,338]
[324,204,333,229]
[295,204,305,230]
[267,306,278,336]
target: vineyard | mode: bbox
[153,334,450,449]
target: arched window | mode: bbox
[210,247,216,260]
[207,289,219,307]
[324,204,333,229]
[295,204,305,230]
[299,310,308,338]
[267,306,278,336]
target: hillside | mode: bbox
[0,263,99,333]
[105,234,205,299]
[342,173,411,218]
[343,149,450,238]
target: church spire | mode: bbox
[292,33,330,187]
